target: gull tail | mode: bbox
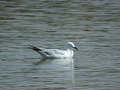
[29,45,42,53]
[29,45,46,57]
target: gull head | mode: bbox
[66,42,78,51]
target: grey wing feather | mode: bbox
[47,49,65,55]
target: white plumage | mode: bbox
[30,42,78,59]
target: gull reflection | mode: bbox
[32,58,75,88]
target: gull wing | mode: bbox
[45,49,65,56]
[29,45,65,57]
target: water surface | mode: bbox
[0,0,120,90]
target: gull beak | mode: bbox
[74,47,78,51]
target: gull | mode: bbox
[29,42,78,59]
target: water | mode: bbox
[0,0,120,90]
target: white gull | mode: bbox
[30,42,78,59]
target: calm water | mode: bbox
[0,0,120,90]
